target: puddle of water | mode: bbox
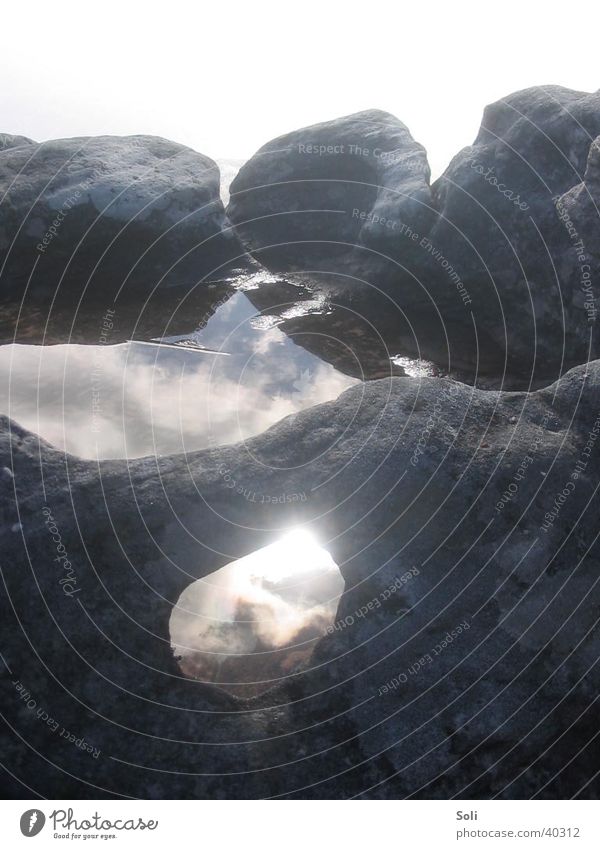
[0,279,237,347]
[0,266,454,459]
[0,290,357,459]
[170,529,344,698]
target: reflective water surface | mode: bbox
[0,288,358,458]
[0,268,445,458]
[170,530,344,698]
[0,269,446,697]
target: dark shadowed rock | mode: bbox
[226,111,466,382]
[1,360,599,798]
[0,135,249,308]
[227,109,433,274]
[227,89,600,386]
[428,85,600,379]
[556,134,600,316]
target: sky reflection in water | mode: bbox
[170,530,345,697]
[0,292,357,459]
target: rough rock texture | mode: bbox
[1,361,599,798]
[227,109,433,272]
[0,133,34,152]
[227,88,600,385]
[429,85,600,380]
[0,135,248,305]
[557,135,600,318]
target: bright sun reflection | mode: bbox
[170,528,344,697]
[242,529,330,582]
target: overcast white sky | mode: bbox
[1,0,598,179]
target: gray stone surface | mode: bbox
[227,88,600,385]
[0,133,35,151]
[227,109,432,273]
[0,135,248,303]
[429,85,600,380]
[1,360,599,798]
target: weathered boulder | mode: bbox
[0,132,34,151]
[0,135,248,306]
[427,85,600,379]
[228,89,600,386]
[1,359,599,798]
[555,134,600,320]
[227,109,433,273]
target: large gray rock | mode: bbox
[0,135,248,305]
[1,360,599,798]
[0,133,35,152]
[556,134,600,320]
[426,85,600,379]
[228,89,600,386]
[227,109,433,274]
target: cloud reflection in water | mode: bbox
[170,530,345,697]
[0,293,357,459]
